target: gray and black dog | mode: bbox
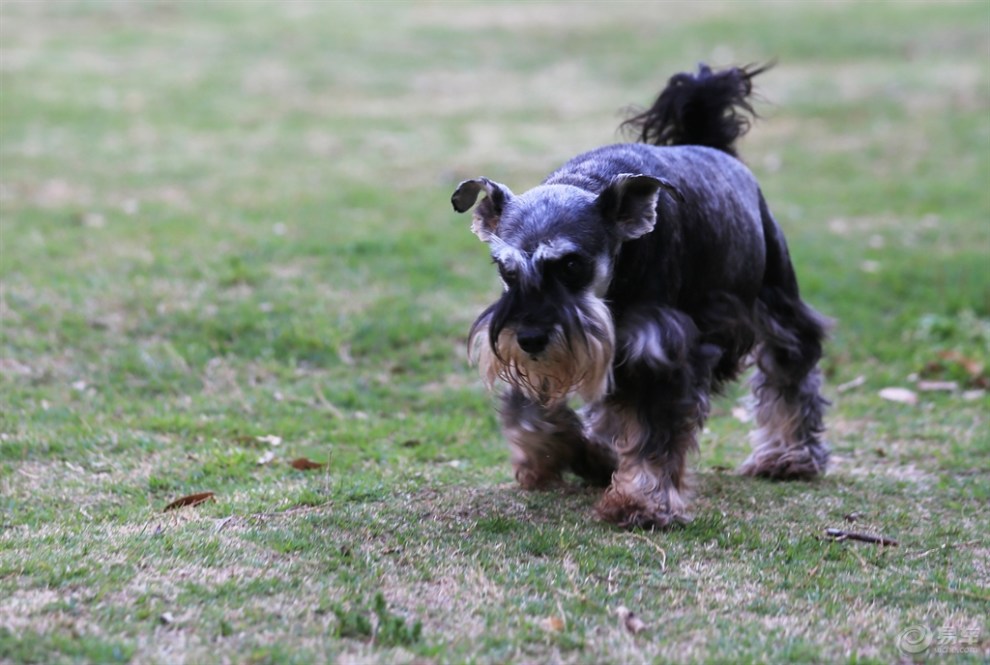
[451,64,829,529]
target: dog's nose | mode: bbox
[516,329,550,355]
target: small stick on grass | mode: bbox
[825,528,899,546]
[313,385,345,419]
[907,539,982,559]
[625,532,668,571]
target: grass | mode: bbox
[1,0,988,663]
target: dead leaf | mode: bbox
[916,380,958,392]
[540,616,564,632]
[836,375,867,393]
[878,387,918,405]
[730,406,751,423]
[163,492,215,511]
[616,606,646,635]
[79,211,106,228]
[938,350,984,379]
[927,350,989,388]
[400,439,421,448]
[290,457,326,470]
[860,260,881,273]
[338,344,355,366]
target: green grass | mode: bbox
[1,1,988,663]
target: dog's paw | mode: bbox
[738,443,828,480]
[514,465,563,491]
[595,489,690,530]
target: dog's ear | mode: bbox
[597,173,682,241]
[451,177,514,241]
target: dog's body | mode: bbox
[452,65,829,528]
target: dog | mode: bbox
[451,64,829,529]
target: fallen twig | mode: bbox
[248,503,327,520]
[908,578,990,603]
[625,532,668,571]
[825,528,898,546]
[313,385,345,419]
[214,516,238,533]
[906,539,983,559]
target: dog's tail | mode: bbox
[621,63,771,158]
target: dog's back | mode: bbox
[544,142,766,311]
[542,64,772,309]
[542,64,825,380]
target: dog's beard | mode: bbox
[468,295,615,406]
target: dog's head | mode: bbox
[452,173,677,406]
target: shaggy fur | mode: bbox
[452,63,829,529]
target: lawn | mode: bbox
[1,1,988,663]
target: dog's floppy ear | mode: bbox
[451,177,514,241]
[597,173,682,241]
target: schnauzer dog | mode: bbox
[451,64,829,529]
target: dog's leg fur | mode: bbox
[592,382,707,529]
[501,390,615,489]
[739,196,830,479]
[741,363,828,479]
[591,316,718,528]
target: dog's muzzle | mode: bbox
[468,295,616,406]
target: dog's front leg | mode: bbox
[500,389,579,489]
[500,389,613,490]
[599,460,691,529]
[593,380,705,529]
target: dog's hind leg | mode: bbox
[500,390,615,490]
[739,196,830,479]
[740,358,828,479]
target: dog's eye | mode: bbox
[551,254,591,288]
[497,262,518,285]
